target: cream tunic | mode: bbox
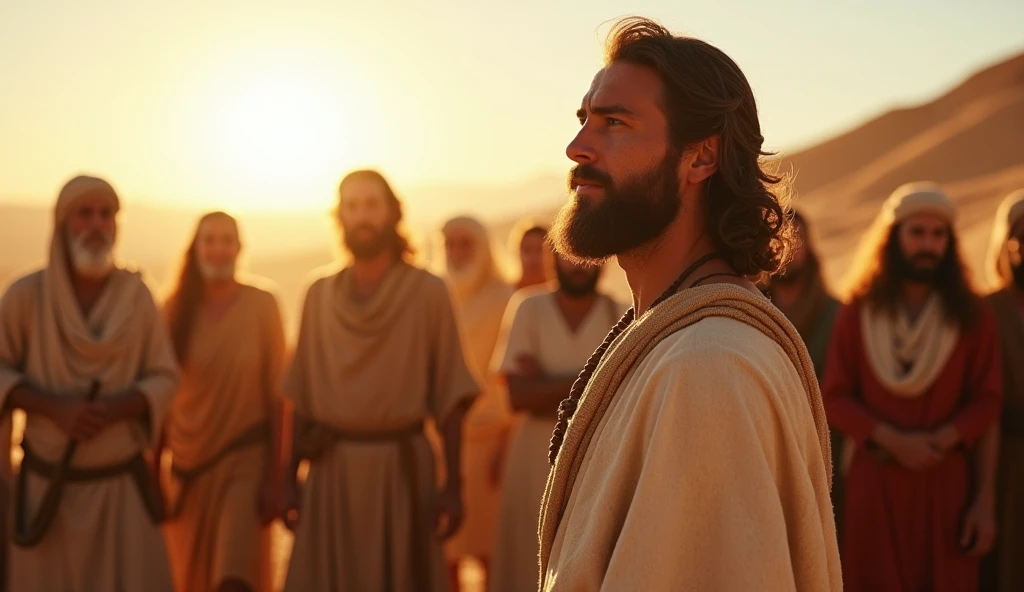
[282,263,479,592]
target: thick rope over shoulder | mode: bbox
[548,253,720,465]
[537,283,833,583]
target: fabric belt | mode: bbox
[1002,406,1024,437]
[303,420,429,589]
[166,422,270,520]
[15,440,164,547]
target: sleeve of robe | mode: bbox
[597,343,828,591]
[426,276,480,425]
[0,275,34,413]
[822,303,882,445]
[948,302,1003,445]
[261,290,288,403]
[134,284,181,447]
[493,295,536,376]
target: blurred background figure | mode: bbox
[489,253,623,592]
[160,212,287,592]
[0,175,179,591]
[440,216,515,591]
[764,210,845,537]
[280,170,478,592]
[980,188,1024,592]
[823,183,1002,592]
[507,220,552,291]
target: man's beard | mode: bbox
[550,149,682,266]
[67,229,115,279]
[447,258,484,295]
[556,265,600,298]
[198,261,236,282]
[895,251,944,284]
[344,223,397,260]
[1012,262,1024,290]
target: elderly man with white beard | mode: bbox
[441,215,516,590]
[0,175,180,592]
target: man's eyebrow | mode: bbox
[586,104,637,118]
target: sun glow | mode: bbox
[199,59,367,211]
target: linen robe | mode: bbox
[162,282,286,592]
[490,288,622,592]
[0,266,179,591]
[539,284,842,591]
[445,277,514,560]
[282,262,479,592]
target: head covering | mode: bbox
[441,216,504,302]
[54,175,120,229]
[985,188,1024,290]
[880,182,956,226]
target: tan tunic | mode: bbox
[445,277,515,560]
[0,269,179,592]
[162,283,285,592]
[282,262,479,592]
[540,284,841,591]
[490,288,623,592]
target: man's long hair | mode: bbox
[843,217,979,328]
[605,18,794,280]
[336,169,415,262]
[165,211,238,365]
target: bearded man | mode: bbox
[439,216,515,590]
[537,17,841,590]
[0,175,179,591]
[823,182,1002,592]
[281,170,479,592]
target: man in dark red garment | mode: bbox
[823,182,1002,592]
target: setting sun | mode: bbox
[196,57,366,211]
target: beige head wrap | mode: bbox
[441,215,504,302]
[54,175,120,230]
[985,189,1024,290]
[880,181,956,226]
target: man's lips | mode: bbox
[572,179,604,196]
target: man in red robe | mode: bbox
[823,182,1002,592]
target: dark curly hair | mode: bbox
[606,17,794,280]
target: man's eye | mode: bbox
[607,117,624,126]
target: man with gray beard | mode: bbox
[0,175,180,591]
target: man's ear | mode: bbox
[686,135,720,185]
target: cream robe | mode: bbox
[162,283,285,592]
[490,288,623,592]
[0,268,179,592]
[445,277,515,559]
[282,262,479,592]
[539,284,841,591]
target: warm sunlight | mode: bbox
[200,59,364,211]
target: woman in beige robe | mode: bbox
[0,176,180,592]
[160,212,286,592]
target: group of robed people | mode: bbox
[1,14,1023,592]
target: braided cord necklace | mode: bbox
[548,252,721,465]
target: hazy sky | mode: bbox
[2,0,1021,213]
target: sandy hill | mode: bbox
[780,50,1024,289]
